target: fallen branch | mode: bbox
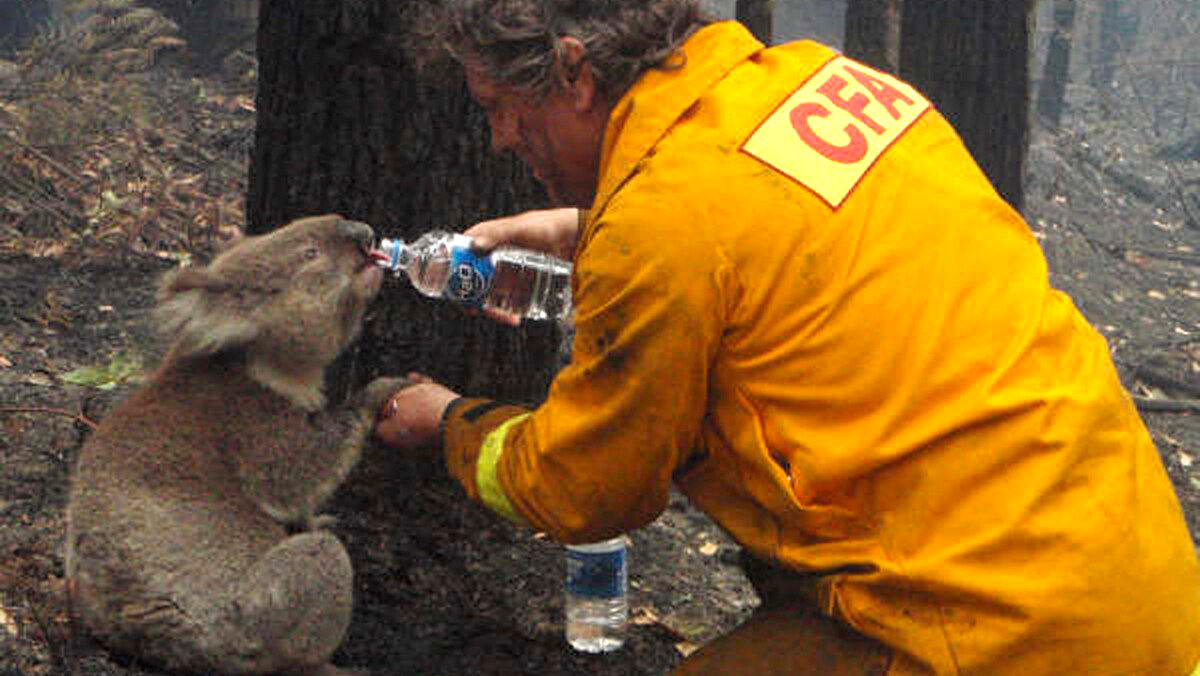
[0,130,83,184]
[0,406,98,430]
[0,164,83,227]
[1133,396,1200,414]
[1135,363,1200,399]
[1130,247,1200,266]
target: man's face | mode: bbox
[464,61,603,208]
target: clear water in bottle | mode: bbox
[374,231,572,322]
[488,247,572,321]
[565,537,628,653]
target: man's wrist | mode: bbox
[437,396,467,446]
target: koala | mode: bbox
[65,214,408,676]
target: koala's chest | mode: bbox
[96,375,311,478]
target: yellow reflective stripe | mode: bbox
[1191,659,1200,676]
[476,413,531,524]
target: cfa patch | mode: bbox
[741,55,931,209]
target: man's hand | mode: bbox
[461,207,582,326]
[464,207,583,263]
[374,373,460,450]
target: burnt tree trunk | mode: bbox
[736,0,773,45]
[899,0,1032,212]
[0,0,50,54]
[249,0,558,405]
[1036,0,1076,129]
[1090,0,1120,89]
[843,0,901,74]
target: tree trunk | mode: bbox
[249,0,559,405]
[736,0,773,45]
[1035,0,1076,129]
[0,0,50,53]
[899,0,1032,212]
[1090,0,1120,89]
[843,0,901,73]
[137,0,256,67]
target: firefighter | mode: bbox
[377,1,1200,674]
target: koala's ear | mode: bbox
[155,267,259,359]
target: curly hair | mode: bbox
[416,0,714,101]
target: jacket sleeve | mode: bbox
[441,203,729,544]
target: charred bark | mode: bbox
[0,0,50,54]
[899,0,1033,212]
[1035,0,1076,129]
[1090,0,1120,89]
[249,0,558,404]
[843,0,900,74]
[736,0,774,45]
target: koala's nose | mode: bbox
[338,219,375,248]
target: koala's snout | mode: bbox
[338,220,375,249]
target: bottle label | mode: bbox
[566,547,627,599]
[445,240,494,307]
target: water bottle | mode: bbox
[373,230,572,321]
[564,536,628,653]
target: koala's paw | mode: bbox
[358,376,414,414]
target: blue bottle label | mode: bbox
[445,243,494,307]
[566,547,627,599]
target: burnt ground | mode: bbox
[2,65,1200,676]
[0,249,754,676]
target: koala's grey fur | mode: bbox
[66,214,407,676]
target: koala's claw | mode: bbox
[359,376,415,413]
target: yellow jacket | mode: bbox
[442,21,1200,676]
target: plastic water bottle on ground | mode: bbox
[373,231,572,321]
[565,536,628,652]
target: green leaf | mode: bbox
[100,190,126,210]
[61,352,144,390]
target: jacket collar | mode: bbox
[590,21,764,218]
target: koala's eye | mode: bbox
[303,245,321,260]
